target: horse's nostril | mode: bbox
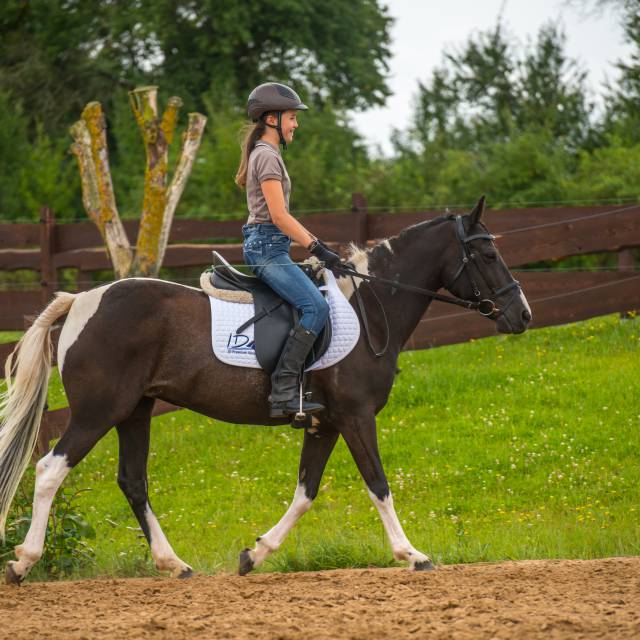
[522,309,532,323]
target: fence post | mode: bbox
[39,205,56,307]
[351,192,368,246]
[618,248,637,318]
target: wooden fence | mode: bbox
[1,196,638,451]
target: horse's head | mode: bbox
[441,196,532,334]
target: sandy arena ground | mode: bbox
[1,557,638,639]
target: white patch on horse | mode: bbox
[367,489,432,569]
[57,283,116,373]
[337,244,370,300]
[57,278,203,373]
[144,505,191,577]
[248,483,312,568]
[9,452,70,579]
[336,239,394,299]
[520,290,532,317]
[381,238,394,254]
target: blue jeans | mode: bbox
[242,223,329,335]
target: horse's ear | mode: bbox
[469,195,486,225]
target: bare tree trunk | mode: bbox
[156,112,208,268]
[128,86,183,277]
[69,103,133,278]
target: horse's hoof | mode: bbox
[413,559,436,572]
[5,562,22,586]
[238,548,254,576]
[178,567,194,579]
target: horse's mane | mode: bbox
[343,213,454,264]
[337,214,455,299]
[394,213,455,246]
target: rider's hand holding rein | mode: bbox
[308,240,342,271]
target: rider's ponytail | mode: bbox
[235,119,267,189]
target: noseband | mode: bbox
[336,215,523,357]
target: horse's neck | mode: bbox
[364,224,447,353]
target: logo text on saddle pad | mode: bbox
[227,333,256,353]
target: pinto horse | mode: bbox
[0,197,531,584]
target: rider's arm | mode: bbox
[261,179,315,249]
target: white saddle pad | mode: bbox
[209,270,360,370]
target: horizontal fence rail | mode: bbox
[1,197,638,451]
[1,202,638,329]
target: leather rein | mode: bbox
[336,215,522,357]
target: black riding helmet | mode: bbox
[247,82,308,149]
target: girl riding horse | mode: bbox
[236,82,341,419]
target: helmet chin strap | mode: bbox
[264,111,287,149]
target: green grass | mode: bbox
[6,314,640,579]
[0,331,23,344]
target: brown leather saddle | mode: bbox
[209,252,332,373]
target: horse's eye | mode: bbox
[484,250,498,261]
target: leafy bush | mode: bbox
[0,474,96,578]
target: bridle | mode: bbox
[335,215,523,357]
[448,215,522,319]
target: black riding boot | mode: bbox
[269,325,325,419]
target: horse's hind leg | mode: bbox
[6,418,112,584]
[5,451,70,584]
[116,398,192,578]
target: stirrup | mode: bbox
[294,381,306,422]
[269,384,324,419]
[269,398,324,419]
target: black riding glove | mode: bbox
[309,240,342,270]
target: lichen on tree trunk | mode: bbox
[157,112,208,269]
[129,87,183,277]
[69,103,132,278]
[70,87,206,281]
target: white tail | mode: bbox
[0,292,76,540]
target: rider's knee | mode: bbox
[314,295,330,324]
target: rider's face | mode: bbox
[266,110,299,144]
[280,110,299,144]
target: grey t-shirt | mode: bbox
[246,141,291,225]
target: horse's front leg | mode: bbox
[238,426,339,575]
[341,413,434,571]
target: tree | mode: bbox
[602,1,640,142]
[0,1,148,138]
[0,0,392,140]
[69,87,206,278]
[410,20,592,153]
[362,19,597,210]
[0,89,79,221]
[148,0,392,112]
